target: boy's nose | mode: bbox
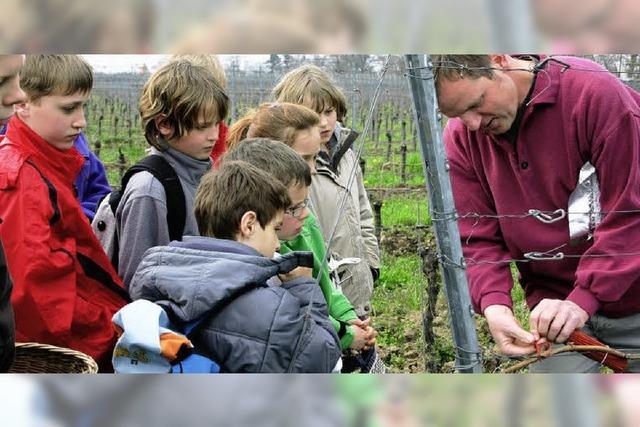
[208,125,220,141]
[73,112,87,129]
[299,207,309,221]
[3,78,26,107]
[318,115,328,127]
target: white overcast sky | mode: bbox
[82,55,270,73]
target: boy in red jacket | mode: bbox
[0,55,129,371]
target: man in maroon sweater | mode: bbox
[433,54,640,372]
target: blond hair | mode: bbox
[20,55,93,101]
[170,54,227,89]
[272,64,347,121]
[139,59,230,150]
[227,102,319,150]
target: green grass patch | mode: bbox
[380,195,430,227]
[372,254,425,372]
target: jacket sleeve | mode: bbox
[280,216,358,349]
[321,269,358,349]
[116,174,171,288]
[354,155,381,269]
[568,105,640,315]
[0,165,78,345]
[78,148,111,222]
[444,123,515,314]
[0,242,14,372]
[281,277,342,372]
[281,277,340,344]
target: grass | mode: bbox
[372,254,425,372]
[379,195,430,227]
[362,149,425,188]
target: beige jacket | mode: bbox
[309,125,380,316]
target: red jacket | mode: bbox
[0,116,128,371]
[210,121,228,168]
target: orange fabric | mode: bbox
[159,332,192,362]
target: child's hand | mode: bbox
[364,326,377,349]
[349,324,368,350]
[350,318,377,350]
[350,317,372,331]
[278,266,313,283]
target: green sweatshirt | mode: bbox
[280,213,358,349]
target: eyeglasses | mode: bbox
[286,198,309,219]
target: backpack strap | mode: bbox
[330,129,359,173]
[120,155,187,243]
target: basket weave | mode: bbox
[8,342,99,373]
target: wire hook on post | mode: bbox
[528,208,566,224]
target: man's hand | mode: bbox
[278,266,313,283]
[484,304,536,357]
[529,299,589,343]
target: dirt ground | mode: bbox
[375,226,518,373]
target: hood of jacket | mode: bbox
[129,236,314,324]
[320,123,360,174]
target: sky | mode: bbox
[82,55,270,73]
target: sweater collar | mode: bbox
[149,146,210,187]
[5,115,83,182]
[525,55,561,107]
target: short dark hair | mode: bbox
[194,161,291,240]
[224,138,312,188]
[430,55,494,95]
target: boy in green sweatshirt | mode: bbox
[225,137,375,351]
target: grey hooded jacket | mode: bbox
[309,124,380,316]
[129,236,341,373]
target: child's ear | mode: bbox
[154,114,175,139]
[239,211,258,238]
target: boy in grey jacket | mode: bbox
[129,161,341,373]
[116,58,229,286]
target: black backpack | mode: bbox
[92,155,186,268]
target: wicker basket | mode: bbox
[8,342,99,373]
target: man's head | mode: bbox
[139,59,229,160]
[194,161,291,257]
[16,55,92,150]
[225,137,312,241]
[227,102,321,172]
[432,54,525,136]
[0,55,26,127]
[273,65,346,144]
